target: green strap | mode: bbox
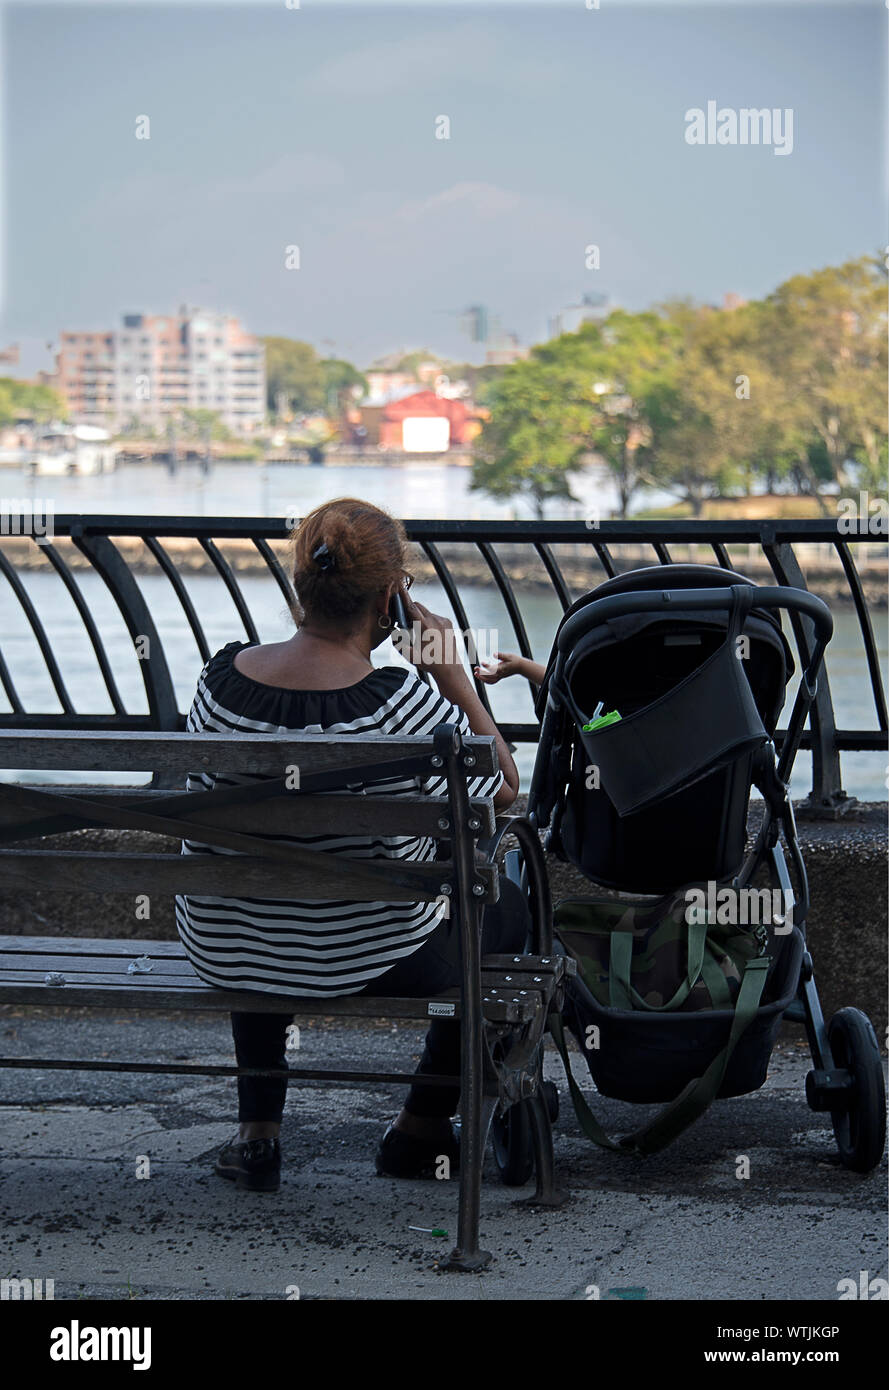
[623,955,771,1154]
[608,919,708,1014]
[699,946,733,1011]
[551,955,772,1157]
[548,1012,627,1152]
[607,931,634,1010]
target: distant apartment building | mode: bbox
[56,308,266,434]
[548,292,613,340]
[483,334,529,367]
[364,356,442,406]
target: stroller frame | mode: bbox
[494,574,885,1177]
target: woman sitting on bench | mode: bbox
[175,497,524,1192]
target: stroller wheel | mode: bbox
[491,1083,560,1185]
[827,1008,887,1173]
[491,1101,534,1187]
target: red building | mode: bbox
[379,389,471,452]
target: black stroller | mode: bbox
[492,565,886,1180]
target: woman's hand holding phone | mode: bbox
[396,594,469,692]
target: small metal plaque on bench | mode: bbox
[428,1002,456,1017]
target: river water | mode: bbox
[2,460,886,799]
[5,455,636,522]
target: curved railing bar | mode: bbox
[143,536,211,665]
[71,532,179,729]
[533,542,573,611]
[590,541,617,578]
[42,543,127,715]
[0,548,76,714]
[833,538,888,732]
[252,536,296,611]
[418,540,492,716]
[475,543,534,660]
[0,645,24,715]
[475,540,539,706]
[761,537,843,808]
[198,538,260,644]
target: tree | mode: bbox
[390,349,441,376]
[440,360,505,402]
[533,311,691,516]
[320,358,368,411]
[0,377,65,426]
[651,301,792,512]
[180,408,232,441]
[471,358,589,518]
[474,312,688,518]
[759,257,888,505]
[262,338,326,415]
[470,254,887,519]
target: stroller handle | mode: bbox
[557,584,833,654]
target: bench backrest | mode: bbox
[0,725,499,905]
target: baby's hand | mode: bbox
[474,652,524,684]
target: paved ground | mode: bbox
[0,1007,885,1301]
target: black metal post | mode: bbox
[434,722,494,1272]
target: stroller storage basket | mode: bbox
[560,924,804,1105]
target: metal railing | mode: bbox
[0,516,885,814]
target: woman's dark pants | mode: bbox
[231,878,530,1123]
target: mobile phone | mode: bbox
[389,589,410,631]
[388,587,430,683]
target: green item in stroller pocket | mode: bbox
[582,709,621,732]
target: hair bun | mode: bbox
[314,513,363,570]
[311,542,336,571]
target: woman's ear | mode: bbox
[367,585,396,652]
[378,582,397,618]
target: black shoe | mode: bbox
[214,1136,281,1192]
[375,1120,460,1179]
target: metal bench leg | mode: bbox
[440,723,494,1272]
[520,1089,569,1209]
[444,1091,497,1272]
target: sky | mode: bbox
[1,0,885,374]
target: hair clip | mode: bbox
[311,542,336,571]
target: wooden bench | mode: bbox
[0,722,571,1271]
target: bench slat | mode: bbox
[0,957,555,996]
[0,970,206,987]
[0,730,497,776]
[0,980,539,1024]
[0,952,193,974]
[0,850,499,903]
[0,936,188,957]
[0,790,496,841]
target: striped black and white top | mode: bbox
[174,642,502,998]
